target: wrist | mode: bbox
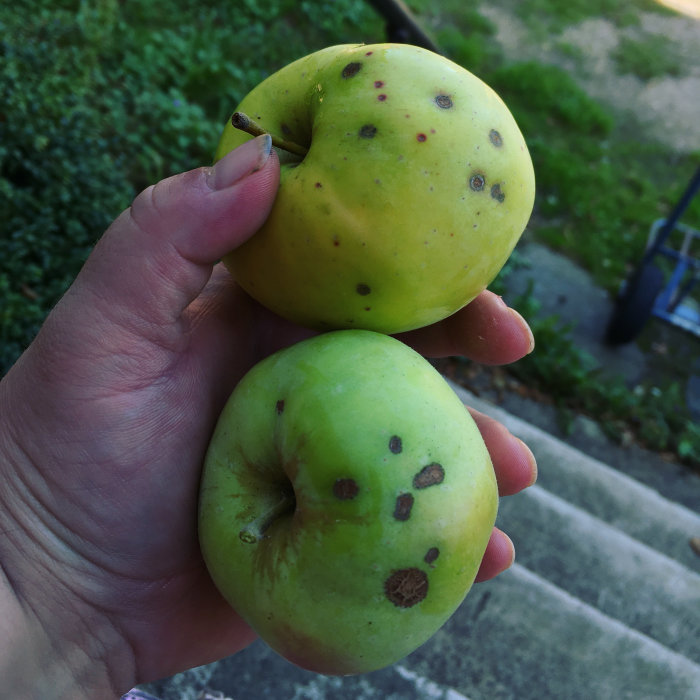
[0,413,135,698]
[0,575,131,699]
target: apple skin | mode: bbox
[215,43,535,334]
[198,330,497,675]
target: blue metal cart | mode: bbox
[606,166,700,344]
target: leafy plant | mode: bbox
[0,0,380,376]
[499,285,699,466]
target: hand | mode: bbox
[0,135,536,698]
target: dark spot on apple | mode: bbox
[393,493,414,521]
[333,235,340,247]
[333,478,359,500]
[374,80,384,88]
[359,124,377,139]
[275,400,285,414]
[378,94,387,101]
[435,94,453,109]
[416,133,427,142]
[384,568,428,608]
[364,306,371,311]
[365,51,374,56]
[281,123,292,136]
[315,182,322,188]
[424,547,440,566]
[469,173,486,191]
[356,283,371,296]
[413,462,445,489]
[489,129,503,147]
[342,62,362,78]
[491,183,505,202]
[389,435,403,454]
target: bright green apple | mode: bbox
[198,330,497,675]
[215,42,535,334]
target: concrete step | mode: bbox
[140,389,700,700]
[498,484,700,662]
[450,383,700,572]
[408,563,700,700]
[145,563,700,700]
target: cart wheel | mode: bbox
[605,262,665,345]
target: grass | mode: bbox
[613,32,686,80]
[510,0,675,34]
[1,0,698,465]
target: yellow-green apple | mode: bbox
[198,330,497,675]
[215,42,535,334]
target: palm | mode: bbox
[17,268,312,680]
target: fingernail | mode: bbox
[207,134,273,190]
[516,437,538,486]
[505,532,516,569]
[509,307,535,354]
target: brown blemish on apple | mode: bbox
[435,94,453,109]
[413,462,445,489]
[424,547,440,566]
[378,94,387,101]
[333,235,340,247]
[489,129,503,147]
[356,283,371,296]
[389,435,403,454]
[281,123,291,135]
[275,400,285,414]
[315,182,322,188]
[342,62,362,78]
[393,493,414,521]
[491,183,505,202]
[333,478,359,500]
[374,80,384,88]
[416,133,427,142]
[469,173,486,191]
[359,124,377,139]
[384,568,429,608]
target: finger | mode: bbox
[398,290,534,365]
[469,408,537,496]
[475,528,515,582]
[75,134,279,330]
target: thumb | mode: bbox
[76,134,279,329]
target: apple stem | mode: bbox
[232,112,309,158]
[238,489,296,544]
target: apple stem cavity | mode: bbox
[232,111,309,158]
[238,488,296,544]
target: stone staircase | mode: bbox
[144,385,700,700]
